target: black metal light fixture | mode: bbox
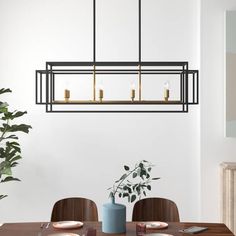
[35,0,199,113]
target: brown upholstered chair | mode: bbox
[132,197,180,222]
[51,197,98,222]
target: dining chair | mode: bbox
[132,197,180,222]
[51,197,98,222]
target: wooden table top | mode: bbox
[0,221,233,236]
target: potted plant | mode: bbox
[102,160,159,233]
[0,88,32,200]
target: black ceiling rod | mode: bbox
[139,0,141,63]
[93,0,96,63]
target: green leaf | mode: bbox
[10,162,19,167]
[123,193,129,198]
[131,195,136,203]
[0,195,7,200]
[127,187,132,194]
[152,177,160,180]
[147,185,151,191]
[3,135,18,140]
[118,193,122,198]
[132,172,137,178]
[11,111,27,119]
[132,184,138,190]
[119,173,127,180]
[143,191,146,196]
[3,124,32,133]
[1,176,20,182]
[139,162,144,168]
[0,161,12,175]
[2,111,28,120]
[128,195,131,202]
[0,88,11,95]
[124,165,130,171]
[148,167,152,172]
[136,186,141,195]
[141,169,147,176]
[0,102,8,113]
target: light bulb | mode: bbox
[131,82,135,101]
[98,83,104,102]
[164,81,170,101]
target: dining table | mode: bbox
[0,221,233,236]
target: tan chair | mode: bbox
[132,197,180,222]
[51,197,98,222]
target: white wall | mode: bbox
[201,0,236,222]
[0,0,200,222]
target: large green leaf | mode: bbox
[2,111,27,120]
[3,135,18,140]
[0,195,7,200]
[10,155,21,162]
[1,176,20,182]
[7,141,21,153]
[1,124,32,133]
[0,88,11,95]
[0,102,8,113]
[0,161,12,175]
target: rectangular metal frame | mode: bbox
[35,61,198,113]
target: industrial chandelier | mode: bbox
[36,0,199,113]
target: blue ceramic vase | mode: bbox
[102,196,126,233]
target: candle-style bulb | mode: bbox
[131,82,135,101]
[164,81,170,101]
[64,89,70,102]
[98,84,103,102]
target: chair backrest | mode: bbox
[51,197,98,222]
[132,197,180,222]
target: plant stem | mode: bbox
[0,119,9,143]
[113,165,139,197]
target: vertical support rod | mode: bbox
[52,73,55,102]
[186,63,189,112]
[93,0,96,63]
[182,66,185,112]
[35,71,38,104]
[139,64,141,101]
[93,65,96,101]
[46,63,49,112]
[196,70,199,104]
[138,0,141,101]
[193,72,195,104]
[180,73,183,103]
[139,0,141,63]
[40,72,43,104]
[93,0,96,101]
[50,65,53,112]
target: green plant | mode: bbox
[108,160,160,203]
[0,88,32,200]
